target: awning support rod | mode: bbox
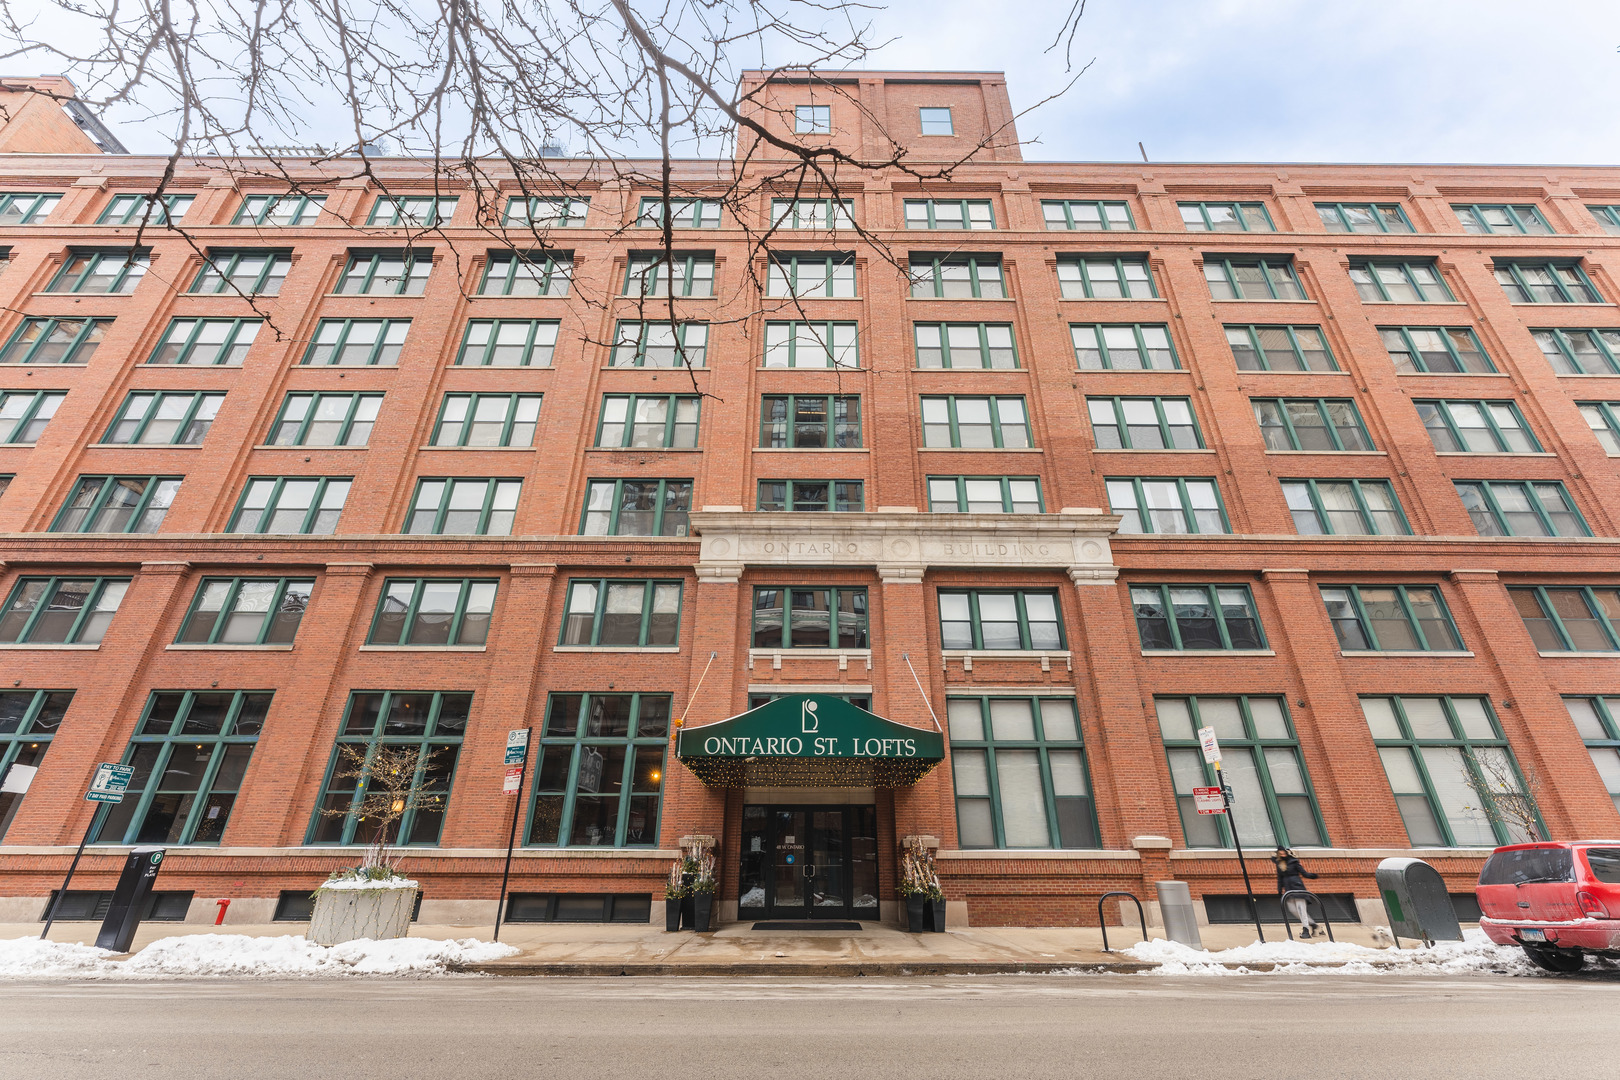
[902,653,943,733]
[679,650,718,723]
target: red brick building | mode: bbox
[0,69,1617,929]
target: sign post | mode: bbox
[493,728,530,942]
[41,763,134,940]
[1197,727,1265,943]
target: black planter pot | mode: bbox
[905,894,927,932]
[665,898,682,932]
[680,894,695,930]
[692,892,715,932]
[927,897,948,933]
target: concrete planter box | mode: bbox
[308,886,418,945]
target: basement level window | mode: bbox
[504,893,652,923]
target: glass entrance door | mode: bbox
[739,804,879,921]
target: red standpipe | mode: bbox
[214,898,231,925]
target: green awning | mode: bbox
[676,694,944,788]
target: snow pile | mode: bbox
[0,934,516,979]
[315,877,420,892]
[1123,928,1538,976]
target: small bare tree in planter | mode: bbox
[309,744,445,945]
[1462,748,1546,843]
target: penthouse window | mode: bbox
[757,480,863,512]
[910,254,1005,299]
[914,323,1016,369]
[636,198,720,229]
[1131,585,1264,651]
[0,192,61,225]
[1380,327,1493,374]
[1495,260,1601,304]
[1089,397,1201,450]
[366,195,457,227]
[938,590,1062,651]
[921,395,1028,448]
[624,252,714,297]
[269,393,382,447]
[0,690,70,841]
[431,394,542,448]
[94,691,267,846]
[47,251,148,294]
[1563,697,1620,812]
[610,322,707,368]
[369,579,497,647]
[1179,201,1273,232]
[232,193,325,226]
[904,199,994,230]
[177,578,313,646]
[148,318,260,366]
[527,692,667,848]
[103,391,224,445]
[1590,205,1620,236]
[771,199,853,230]
[597,395,699,449]
[1281,479,1410,536]
[478,252,572,296]
[580,479,690,537]
[1510,586,1620,653]
[1106,477,1227,535]
[1533,328,1620,375]
[1454,480,1587,538]
[1253,398,1373,452]
[1057,256,1155,299]
[1579,401,1620,453]
[561,580,680,647]
[0,317,110,365]
[229,477,350,535]
[794,105,831,133]
[752,587,868,649]
[1204,256,1304,300]
[336,251,431,296]
[52,476,180,533]
[1416,399,1538,454]
[457,320,558,367]
[502,197,589,227]
[1315,202,1412,234]
[405,478,521,536]
[1321,585,1463,652]
[1349,260,1452,303]
[1071,324,1177,370]
[190,251,288,295]
[301,319,410,366]
[927,476,1042,513]
[764,321,857,368]
[1454,204,1552,235]
[918,107,954,135]
[0,391,64,444]
[0,577,127,644]
[767,252,855,297]
[98,193,193,225]
[1225,325,1335,371]
[950,696,1097,850]
[309,691,468,847]
[1042,200,1133,231]
[762,395,860,448]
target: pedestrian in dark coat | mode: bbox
[1274,847,1321,937]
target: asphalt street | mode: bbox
[2,974,1616,1079]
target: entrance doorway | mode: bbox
[739,805,878,921]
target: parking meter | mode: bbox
[95,847,166,952]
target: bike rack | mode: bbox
[1279,889,1336,942]
[1098,891,1148,953]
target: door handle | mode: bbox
[803,863,816,879]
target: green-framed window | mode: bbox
[1071,323,1177,370]
[771,199,853,230]
[1088,396,1201,450]
[748,692,871,711]
[1315,202,1412,234]
[478,251,573,296]
[47,250,148,294]
[369,579,497,646]
[232,193,325,226]
[1106,477,1228,534]
[98,193,193,225]
[1057,256,1155,299]
[93,691,267,846]
[1590,206,1620,236]
[1455,480,1588,537]
[1496,260,1602,304]
[766,252,855,297]
[1454,204,1552,235]
[367,195,457,227]
[103,390,224,445]
[636,198,720,229]
[938,589,1062,651]
[1349,260,1451,303]
[1042,199,1132,231]
[0,690,71,840]
[580,478,690,536]
[762,395,861,448]
[456,319,557,367]
[502,196,589,227]
[309,691,468,846]
[1379,326,1493,374]
[52,476,180,533]
[1205,256,1304,300]
[0,390,65,444]
[229,476,350,534]
[1253,397,1373,451]
[904,199,994,230]
[624,251,714,297]
[148,317,261,366]
[560,580,681,647]
[949,696,1096,849]
[910,254,1006,298]
[928,476,1042,513]
[1579,401,1620,453]
[609,321,707,368]
[918,107,954,135]
[336,250,431,295]
[794,104,831,133]
[189,250,289,295]
[752,586,869,649]
[920,395,1028,448]
[1321,584,1462,652]
[1365,695,1537,847]
[430,393,542,447]
[405,477,521,535]
[0,577,127,644]
[269,392,382,446]
[1510,586,1620,652]
[0,192,61,225]
[1416,399,1538,453]
[527,692,667,848]
[301,319,410,366]
[0,317,111,365]
[1159,696,1324,849]
[1563,697,1620,813]
[177,578,313,645]
[596,394,699,448]
[757,479,864,512]
[914,322,1016,369]
[1131,584,1263,651]
[1281,478,1410,536]
[764,321,857,368]
[1534,328,1620,375]
[1179,201,1273,232]
[1224,324,1335,371]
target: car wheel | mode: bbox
[1523,945,1586,973]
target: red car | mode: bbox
[1476,842,1620,972]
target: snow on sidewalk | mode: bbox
[0,934,517,979]
[1122,928,1540,976]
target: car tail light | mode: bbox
[1577,890,1611,918]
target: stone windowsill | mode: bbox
[1141,649,1276,657]
[942,649,1072,660]
[747,648,872,659]
[751,447,869,453]
[0,643,99,650]
[251,444,367,451]
[936,849,1141,861]
[417,445,536,452]
[1207,298,1318,304]
[1434,451,1556,457]
[167,643,295,652]
[1393,371,1510,378]
[911,367,1026,373]
[916,446,1043,453]
[1263,449,1387,456]
[358,645,488,652]
[1538,650,1620,658]
[1341,650,1474,658]
[1090,447,1214,454]
[1169,846,1496,860]
[90,442,203,449]
[554,645,680,653]
[587,447,702,453]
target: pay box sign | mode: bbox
[86,763,135,804]
[1192,786,1226,815]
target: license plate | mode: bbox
[1520,928,1546,942]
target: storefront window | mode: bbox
[527,693,668,847]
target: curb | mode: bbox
[454,959,1158,977]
